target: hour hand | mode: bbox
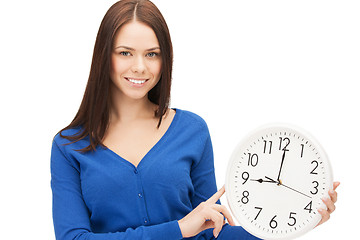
[265,176,279,184]
[250,177,277,184]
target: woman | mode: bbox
[50,0,339,239]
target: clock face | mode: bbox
[225,124,333,240]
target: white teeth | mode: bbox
[128,78,146,84]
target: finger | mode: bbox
[322,197,336,213]
[316,208,330,227]
[333,181,340,191]
[206,185,225,204]
[207,209,225,238]
[213,204,236,226]
[329,188,338,203]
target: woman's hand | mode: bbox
[316,181,340,227]
[178,186,235,238]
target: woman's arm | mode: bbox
[177,122,260,239]
[50,140,182,240]
[178,186,235,238]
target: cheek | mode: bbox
[150,61,162,79]
[111,56,129,77]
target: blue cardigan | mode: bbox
[51,108,259,240]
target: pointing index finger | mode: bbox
[206,185,225,204]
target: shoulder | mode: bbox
[173,108,211,141]
[51,126,92,168]
[175,108,209,130]
[53,127,83,144]
[52,126,89,153]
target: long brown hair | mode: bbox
[58,0,173,152]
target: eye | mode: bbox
[146,52,159,58]
[119,51,131,56]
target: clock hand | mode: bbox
[276,149,288,183]
[280,183,312,199]
[265,176,312,199]
[265,176,278,184]
[250,178,277,184]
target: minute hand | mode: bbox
[277,149,288,182]
[265,176,312,198]
[281,183,312,199]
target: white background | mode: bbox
[0,0,359,239]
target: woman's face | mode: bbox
[110,21,162,102]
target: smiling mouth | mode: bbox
[125,77,148,85]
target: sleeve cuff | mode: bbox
[159,220,183,240]
[142,220,183,240]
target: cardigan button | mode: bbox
[143,218,148,223]
[134,169,138,174]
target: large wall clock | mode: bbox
[225,124,333,240]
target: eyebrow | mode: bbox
[114,45,160,51]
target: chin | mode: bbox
[122,90,151,101]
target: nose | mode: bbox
[131,55,146,74]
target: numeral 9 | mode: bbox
[242,171,249,184]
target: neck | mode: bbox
[110,91,157,125]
